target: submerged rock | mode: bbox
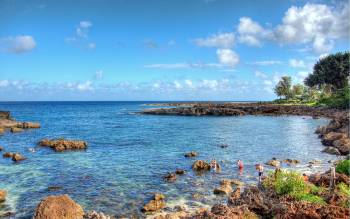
[219,144,229,148]
[266,158,280,167]
[283,159,300,165]
[3,152,14,158]
[0,146,3,151]
[175,169,185,175]
[142,193,166,212]
[10,127,23,133]
[39,138,87,152]
[163,172,177,182]
[184,151,197,158]
[192,160,211,171]
[18,122,41,129]
[11,153,26,162]
[33,195,84,219]
[214,183,232,195]
[0,190,7,202]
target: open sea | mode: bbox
[0,101,337,218]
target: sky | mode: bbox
[0,0,349,101]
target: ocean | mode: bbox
[0,101,335,218]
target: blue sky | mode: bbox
[0,0,349,101]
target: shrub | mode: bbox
[337,182,350,197]
[293,193,326,205]
[336,159,350,176]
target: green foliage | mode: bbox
[305,52,349,89]
[336,159,350,176]
[337,182,350,197]
[263,170,325,205]
[274,76,293,99]
[317,85,350,109]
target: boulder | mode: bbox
[333,138,350,155]
[0,190,6,202]
[33,195,84,219]
[266,158,280,167]
[322,132,346,146]
[142,193,166,212]
[12,153,26,162]
[3,152,14,158]
[163,172,177,182]
[213,184,232,195]
[322,147,341,155]
[175,169,185,175]
[39,138,87,152]
[283,159,300,165]
[228,188,241,204]
[192,160,211,171]
[10,127,23,133]
[184,151,197,158]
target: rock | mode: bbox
[11,153,26,162]
[175,169,185,175]
[33,194,84,219]
[163,172,177,182]
[10,127,23,133]
[142,193,166,212]
[309,159,321,165]
[0,111,10,119]
[266,158,280,167]
[3,152,14,158]
[231,179,244,187]
[322,132,346,146]
[322,147,341,155]
[0,146,3,151]
[228,188,241,203]
[0,212,15,218]
[39,138,87,152]
[0,128,4,134]
[283,159,300,165]
[333,138,350,155]
[219,144,229,148]
[48,186,63,191]
[0,190,7,202]
[192,160,211,171]
[213,183,232,195]
[309,172,350,186]
[18,122,41,129]
[184,151,197,158]
[84,211,114,219]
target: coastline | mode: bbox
[0,102,349,218]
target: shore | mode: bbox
[0,102,349,218]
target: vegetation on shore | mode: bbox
[274,52,349,109]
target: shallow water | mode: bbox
[0,101,337,218]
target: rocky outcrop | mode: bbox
[184,151,197,158]
[10,127,23,133]
[142,193,166,212]
[84,211,115,219]
[11,153,26,162]
[0,190,6,202]
[322,147,341,155]
[308,172,349,186]
[192,160,211,171]
[187,204,257,219]
[163,172,177,182]
[33,195,84,219]
[0,111,40,131]
[266,158,280,167]
[39,138,87,152]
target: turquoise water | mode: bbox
[0,101,335,218]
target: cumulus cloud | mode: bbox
[0,35,36,54]
[237,17,272,47]
[289,59,306,68]
[274,3,349,54]
[216,49,240,67]
[194,32,235,48]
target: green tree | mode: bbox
[304,52,349,89]
[274,76,292,99]
[292,84,304,99]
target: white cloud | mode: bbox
[144,62,224,69]
[263,80,273,86]
[87,43,96,50]
[216,49,239,67]
[237,17,272,47]
[0,80,9,87]
[76,81,93,91]
[274,3,349,54]
[66,21,95,50]
[0,35,36,54]
[289,59,306,68]
[255,71,268,78]
[194,32,235,48]
[249,60,283,66]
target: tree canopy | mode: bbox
[304,52,349,89]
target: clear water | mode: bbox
[0,101,336,218]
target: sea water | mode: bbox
[0,101,336,218]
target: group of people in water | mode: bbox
[209,159,265,182]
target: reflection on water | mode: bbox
[0,102,336,218]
